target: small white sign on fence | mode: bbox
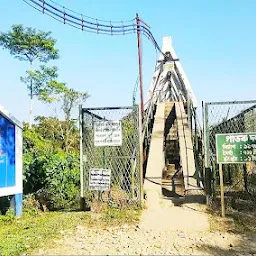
[89,168,111,191]
[94,120,122,147]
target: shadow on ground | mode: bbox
[199,242,256,256]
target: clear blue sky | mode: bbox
[0,0,256,122]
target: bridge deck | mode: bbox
[175,101,203,192]
[144,101,204,204]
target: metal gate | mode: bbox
[79,106,141,208]
[203,100,256,204]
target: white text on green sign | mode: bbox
[216,133,256,163]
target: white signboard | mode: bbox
[94,120,122,147]
[89,168,111,191]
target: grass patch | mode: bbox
[207,199,256,234]
[100,205,142,226]
[0,211,91,256]
[227,210,256,234]
[0,206,141,256]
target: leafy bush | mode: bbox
[23,122,80,210]
[0,197,10,215]
[0,208,15,224]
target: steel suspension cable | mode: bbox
[21,0,167,58]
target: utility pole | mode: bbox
[136,13,144,114]
[136,13,145,203]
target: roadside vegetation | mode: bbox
[0,23,255,256]
[0,24,87,211]
[0,24,142,256]
[207,197,256,235]
[0,205,141,256]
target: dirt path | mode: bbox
[35,199,256,255]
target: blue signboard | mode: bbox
[0,105,23,217]
[0,115,16,188]
[0,115,15,188]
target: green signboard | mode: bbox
[216,133,256,164]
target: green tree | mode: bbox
[21,65,65,103]
[54,87,89,153]
[34,116,80,152]
[35,83,88,153]
[61,88,88,122]
[0,24,59,127]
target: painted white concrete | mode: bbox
[146,36,197,108]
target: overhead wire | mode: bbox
[47,0,136,23]
[24,0,136,32]
[21,0,167,58]
[22,0,168,110]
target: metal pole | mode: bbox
[79,105,86,210]
[203,101,209,169]
[194,107,200,186]
[136,13,144,114]
[15,193,23,217]
[203,101,211,204]
[99,147,106,201]
[219,163,225,217]
[138,104,144,203]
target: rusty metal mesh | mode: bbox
[204,100,256,207]
[81,106,141,207]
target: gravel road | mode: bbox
[35,201,256,255]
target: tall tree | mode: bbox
[61,88,88,123]
[21,65,65,103]
[0,24,59,127]
[39,84,88,153]
[56,87,88,153]
[61,88,88,153]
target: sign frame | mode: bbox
[0,104,23,217]
[94,120,122,147]
[89,168,111,191]
[216,132,256,164]
[215,132,256,218]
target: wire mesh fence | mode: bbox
[80,106,141,208]
[188,101,205,188]
[203,100,256,208]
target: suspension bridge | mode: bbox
[142,36,204,204]
[22,0,207,205]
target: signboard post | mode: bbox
[218,163,225,217]
[216,133,256,217]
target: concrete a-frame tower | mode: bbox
[144,36,204,204]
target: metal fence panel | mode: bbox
[203,100,256,205]
[80,106,141,208]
